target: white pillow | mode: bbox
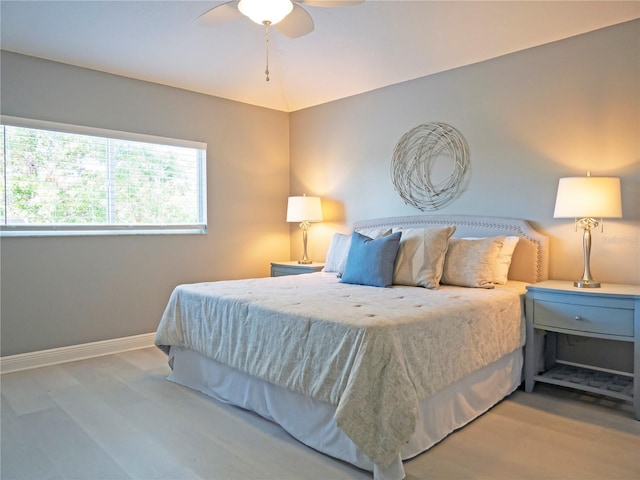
[323,233,352,274]
[441,237,505,288]
[392,226,456,289]
[464,236,520,284]
[355,227,392,239]
[493,236,520,284]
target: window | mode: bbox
[1,117,207,236]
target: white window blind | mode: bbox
[1,117,207,236]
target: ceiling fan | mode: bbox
[196,0,364,81]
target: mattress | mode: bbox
[155,272,528,471]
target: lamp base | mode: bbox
[574,219,601,289]
[574,279,601,288]
[298,259,312,265]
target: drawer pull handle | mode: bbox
[574,316,583,321]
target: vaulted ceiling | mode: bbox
[1,1,638,112]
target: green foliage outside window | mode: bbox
[1,122,206,232]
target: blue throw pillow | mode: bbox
[340,231,402,287]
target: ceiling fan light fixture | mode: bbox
[238,0,294,25]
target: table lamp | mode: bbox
[553,172,622,288]
[286,195,323,264]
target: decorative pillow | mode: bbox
[322,233,352,274]
[340,231,402,287]
[392,226,456,289]
[323,228,391,276]
[355,227,392,239]
[493,236,519,284]
[441,236,505,288]
[463,236,520,284]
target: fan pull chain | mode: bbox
[263,21,271,82]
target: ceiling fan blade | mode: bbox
[296,0,364,7]
[195,1,242,26]
[274,4,314,38]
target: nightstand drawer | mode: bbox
[534,300,633,337]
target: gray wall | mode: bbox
[290,20,639,287]
[1,52,290,356]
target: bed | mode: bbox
[155,214,549,480]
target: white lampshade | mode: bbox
[286,196,323,223]
[553,175,622,219]
[238,0,293,25]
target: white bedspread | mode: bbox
[155,272,526,470]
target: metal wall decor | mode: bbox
[391,122,469,211]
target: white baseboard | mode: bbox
[0,332,156,374]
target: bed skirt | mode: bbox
[167,346,523,480]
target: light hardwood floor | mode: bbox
[2,347,639,480]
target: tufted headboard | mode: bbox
[353,214,549,284]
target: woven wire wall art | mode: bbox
[391,123,469,211]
